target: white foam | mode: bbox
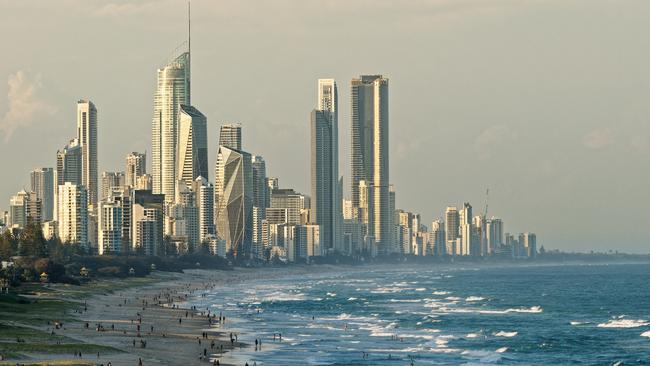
[597,319,649,328]
[466,296,485,302]
[641,331,650,338]
[433,291,450,295]
[494,331,518,337]
[570,321,588,326]
[496,347,508,353]
[347,297,358,301]
[465,333,480,338]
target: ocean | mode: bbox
[188,263,650,365]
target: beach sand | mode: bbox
[2,265,353,365]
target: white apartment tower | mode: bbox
[57,182,88,248]
[77,100,98,208]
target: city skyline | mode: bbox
[1,1,649,253]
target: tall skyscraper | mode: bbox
[125,152,146,188]
[177,104,208,187]
[459,202,473,256]
[215,144,253,257]
[30,168,54,221]
[311,109,334,251]
[77,100,98,208]
[350,75,391,254]
[251,155,268,256]
[152,49,191,204]
[219,123,242,150]
[430,219,446,256]
[57,182,88,247]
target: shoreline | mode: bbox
[2,261,648,365]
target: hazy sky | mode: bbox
[1,0,649,253]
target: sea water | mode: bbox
[188,263,650,365]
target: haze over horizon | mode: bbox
[1,0,648,253]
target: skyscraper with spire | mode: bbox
[151,8,191,204]
[311,79,342,254]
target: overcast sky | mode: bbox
[1,0,649,253]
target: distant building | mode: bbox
[132,190,164,256]
[271,188,309,226]
[445,206,459,255]
[523,232,537,258]
[219,123,242,150]
[57,183,88,248]
[125,152,146,188]
[430,219,445,256]
[101,171,125,201]
[9,190,41,228]
[486,217,503,254]
[77,100,98,208]
[98,198,123,255]
[192,176,214,244]
[30,168,54,221]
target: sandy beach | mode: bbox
[0,265,350,366]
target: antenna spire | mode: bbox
[188,1,191,57]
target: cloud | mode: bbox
[0,71,56,142]
[582,128,614,150]
[474,124,517,160]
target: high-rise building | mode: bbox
[192,176,214,244]
[30,168,54,221]
[219,123,242,150]
[77,100,98,208]
[57,183,88,247]
[313,78,342,254]
[486,217,504,254]
[445,206,459,255]
[100,171,125,201]
[132,190,164,256]
[56,139,82,187]
[271,188,310,226]
[459,202,473,256]
[251,155,268,257]
[214,145,253,257]
[177,105,208,187]
[350,75,391,254]
[152,50,191,204]
[430,219,445,256]
[98,198,123,255]
[311,109,334,251]
[251,155,268,215]
[523,232,537,258]
[125,152,146,188]
[9,190,41,228]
